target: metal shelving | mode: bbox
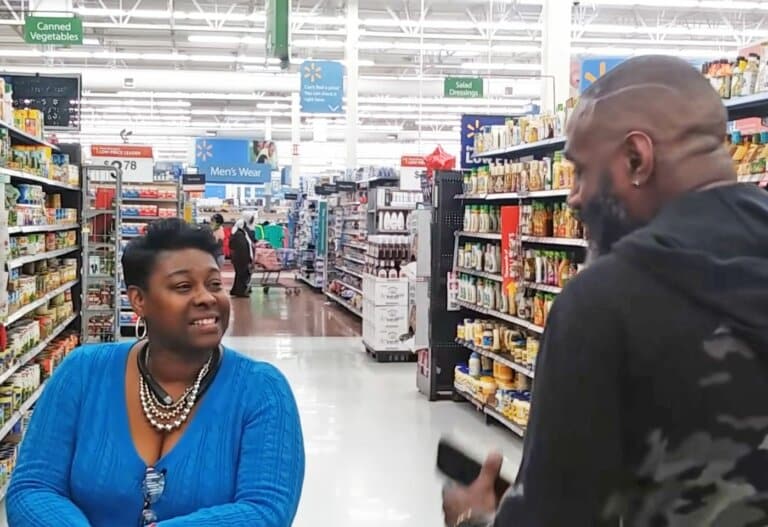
[455,231,501,241]
[455,338,535,379]
[7,246,80,269]
[520,235,588,247]
[453,383,525,437]
[0,121,60,150]
[472,136,566,160]
[455,298,545,334]
[454,267,503,282]
[6,280,80,326]
[8,223,78,234]
[324,291,362,318]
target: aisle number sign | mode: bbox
[300,60,344,114]
[24,16,83,45]
[444,77,483,98]
[90,145,154,182]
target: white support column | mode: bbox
[540,0,571,113]
[291,92,301,188]
[345,0,359,171]
[264,115,273,141]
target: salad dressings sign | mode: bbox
[24,16,83,45]
[90,145,154,182]
[300,60,344,114]
[444,77,483,98]
[460,114,507,169]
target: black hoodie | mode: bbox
[493,184,768,527]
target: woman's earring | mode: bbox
[135,317,148,339]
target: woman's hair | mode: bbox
[122,218,219,289]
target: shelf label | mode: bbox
[500,205,521,296]
[24,16,83,45]
[444,77,483,98]
[91,145,154,182]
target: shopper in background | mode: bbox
[443,55,768,526]
[7,218,305,527]
[229,212,256,297]
[210,213,226,268]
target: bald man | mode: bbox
[443,56,768,526]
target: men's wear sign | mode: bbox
[194,138,275,184]
[460,114,507,169]
[300,60,344,114]
[24,16,83,45]
[90,145,154,182]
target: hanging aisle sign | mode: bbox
[444,77,483,98]
[194,138,274,184]
[300,60,344,114]
[90,145,154,182]
[24,16,83,45]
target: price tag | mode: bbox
[91,145,154,182]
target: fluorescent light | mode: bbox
[459,62,542,72]
[82,37,101,46]
[293,39,345,49]
[188,35,265,45]
[361,18,538,32]
[81,99,191,108]
[80,107,190,115]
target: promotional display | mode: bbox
[194,138,275,184]
[90,144,154,182]
[460,114,508,169]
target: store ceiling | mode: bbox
[0,0,763,159]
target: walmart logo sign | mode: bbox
[460,114,507,169]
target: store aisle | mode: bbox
[226,281,361,337]
[223,335,523,527]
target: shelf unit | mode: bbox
[324,291,362,317]
[7,246,80,269]
[455,338,535,378]
[454,382,525,437]
[7,223,78,234]
[0,120,60,150]
[455,231,501,241]
[6,280,80,326]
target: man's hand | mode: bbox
[442,452,503,526]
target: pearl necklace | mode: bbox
[139,348,213,433]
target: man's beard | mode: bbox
[579,171,644,260]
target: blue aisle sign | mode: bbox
[460,114,508,168]
[300,60,344,114]
[580,58,625,93]
[195,138,274,184]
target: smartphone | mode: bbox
[437,437,512,500]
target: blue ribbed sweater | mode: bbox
[6,342,305,526]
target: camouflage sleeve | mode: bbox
[492,271,624,526]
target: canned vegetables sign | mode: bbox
[24,16,83,45]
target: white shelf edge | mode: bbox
[455,231,501,240]
[296,273,321,289]
[520,235,588,247]
[331,279,362,294]
[0,314,78,386]
[455,338,535,378]
[472,136,566,159]
[6,280,79,326]
[7,246,80,269]
[335,266,363,279]
[342,254,366,265]
[455,298,544,334]
[324,291,362,318]
[454,267,503,282]
[8,223,79,234]
[0,382,46,444]
[453,383,525,437]
[524,282,563,294]
[0,167,79,191]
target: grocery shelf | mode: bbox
[8,223,79,234]
[520,235,588,247]
[335,265,363,279]
[0,167,77,191]
[343,241,367,251]
[0,382,46,443]
[455,298,544,334]
[724,91,768,120]
[6,280,79,326]
[332,279,362,294]
[7,246,80,269]
[342,254,366,265]
[455,231,501,241]
[340,202,360,207]
[121,197,179,203]
[455,267,503,282]
[122,216,163,221]
[0,121,60,150]
[0,314,78,386]
[454,194,488,200]
[324,291,362,318]
[473,136,566,160]
[453,383,525,438]
[455,338,535,378]
[525,282,563,294]
[486,188,572,200]
[297,273,321,289]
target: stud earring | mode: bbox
[632,180,641,187]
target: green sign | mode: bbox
[266,0,289,67]
[444,77,484,98]
[24,16,83,45]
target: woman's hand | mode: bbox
[442,453,503,526]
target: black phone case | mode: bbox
[437,439,511,500]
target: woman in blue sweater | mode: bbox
[7,219,305,526]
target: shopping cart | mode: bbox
[252,242,301,295]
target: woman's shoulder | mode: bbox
[64,341,131,367]
[222,348,295,401]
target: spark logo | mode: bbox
[196,140,213,162]
[465,118,482,141]
[303,62,322,83]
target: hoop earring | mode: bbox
[135,317,148,339]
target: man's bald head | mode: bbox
[565,55,736,255]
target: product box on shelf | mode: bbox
[362,299,408,327]
[362,275,408,306]
[363,319,409,351]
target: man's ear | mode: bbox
[127,286,146,318]
[623,131,654,186]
